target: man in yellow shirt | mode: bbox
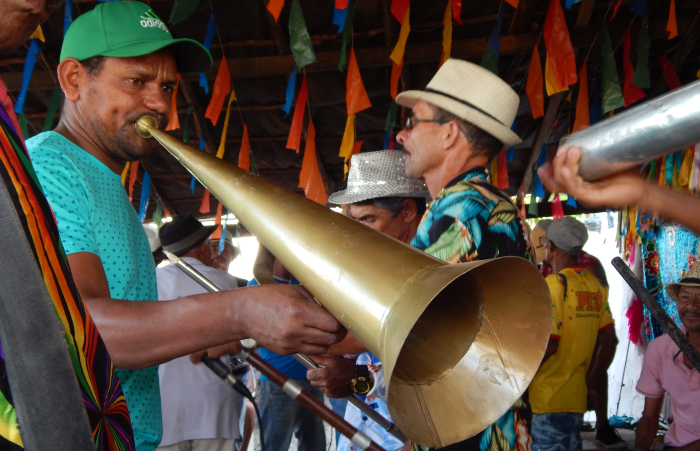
[530,217,618,451]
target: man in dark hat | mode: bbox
[156,214,248,451]
[634,262,700,451]
[21,3,344,450]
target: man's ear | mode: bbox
[57,57,84,102]
[402,199,418,223]
[441,121,462,150]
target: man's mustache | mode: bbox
[680,308,700,318]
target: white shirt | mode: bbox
[157,257,243,446]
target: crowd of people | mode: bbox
[0,2,698,451]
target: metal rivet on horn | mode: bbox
[135,114,158,139]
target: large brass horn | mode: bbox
[136,115,552,448]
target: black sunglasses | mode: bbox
[404,117,473,142]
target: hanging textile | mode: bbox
[622,30,645,107]
[298,117,327,204]
[286,77,308,152]
[199,12,216,93]
[390,9,411,65]
[63,0,73,37]
[451,0,463,24]
[238,124,251,171]
[525,46,544,118]
[199,190,211,213]
[138,171,151,222]
[630,0,647,16]
[204,57,231,126]
[121,161,130,186]
[391,0,410,23]
[658,56,680,90]
[384,101,397,137]
[480,2,505,74]
[600,22,624,113]
[333,1,348,32]
[289,0,317,68]
[165,74,181,131]
[506,121,516,161]
[543,0,577,90]
[338,114,356,177]
[573,60,590,132]
[338,0,354,70]
[14,40,41,114]
[667,0,677,39]
[216,92,235,159]
[390,61,403,100]
[267,0,285,22]
[545,53,568,96]
[282,65,297,115]
[346,49,372,114]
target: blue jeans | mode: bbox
[531,412,583,451]
[256,380,326,451]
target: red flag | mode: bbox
[199,190,211,213]
[346,48,372,114]
[165,74,181,131]
[497,149,509,189]
[505,0,519,8]
[387,134,394,150]
[573,60,590,132]
[667,0,677,39]
[298,117,328,204]
[551,193,564,219]
[335,0,348,8]
[611,0,622,19]
[128,161,139,202]
[267,0,285,22]
[543,0,577,90]
[391,61,403,100]
[238,123,251,171]
[622,29,646,106]
[391,0,409,24]
[286,77,309,152]
[658,56,680,90]
[525,46,544,119]
[451,0,462,25]
[205,58,231,126]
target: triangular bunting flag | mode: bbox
[667,0,677,40]
[128,161,139,202]
[138,171,151,223]
[204,57,231,126]
[573,60,590,132]
[199,190,211,213]
[289,0,317,68]
[42,86,61,132]
[165,74,182,131]
[543,0,577,90]
[633,11,651,89]
[346,49,372,114]
[390,61,403,100]
[216,92,235,159]
[480,2,504,74]
[451,0,463,25]
[390,8,411,65]
[545,53,568,96]
[238,123,251,171]
[121,161,130,186]
[282,65,297,114]
[15,39,41,114]
[525,46,544,118]
[658,55,680,90]
[286,77,308,152]
[267,0,285,22]
[600,22,624,113]
[441,1,453,66]
[298,117,328,204]
[498,149,509,189]
[169,0,200,25]
[391,0,410,24]
[622,29,645,107]
[339,114,356,177]
[338,0,354,71]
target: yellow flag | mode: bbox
[121,161,130,185]
[29,25,45,42]
[390,9,411,65]
[441,3,452,65]
[216,92,235,159]
[545,53,568,96]
[338,114,356,177]
[679,148,693,187]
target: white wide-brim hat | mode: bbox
[396,59,522,147]
[328,150,430,205]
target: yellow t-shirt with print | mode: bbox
[529,266,614,414]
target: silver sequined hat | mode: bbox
[328,150,430,205]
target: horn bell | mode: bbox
[137,116,552,448]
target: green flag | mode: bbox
[338,0,355,71]
[19,113,30,139]
[289,0,317,69]
[152,198,164,228]
[600,22,624,113]
[384,100,397,134]
[169,0,200,25]
[480,47,498,75]
[42,86,61,132]
[633,10,651,89]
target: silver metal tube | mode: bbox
[561,79,700,181]
[165,252,406,443]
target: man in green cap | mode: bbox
[25,3,346,450]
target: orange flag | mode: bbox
[441,2,452,66]
[199,190,211,213]
[286,77,309,152]
[545,53,568,96]
[667,0,677,39]
[525,45,544,118]
[298,117,327,204]
[543,0,577,91]
[205,58,231,126]
[128,161,139,201]
[505,0,519,7]
[346,48,372,114]
[347,140,363,171]
[214,202,223,226]
[165,74,182,131]
[267,0,285,22]
[390,9,410,65]
[238,123,251,171]
[121,161,130,185]
[390,61,403,100]
[573,60,590,132]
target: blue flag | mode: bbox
[199,12,216,93]
[190,177,196,193]
[333,5,348,32]
[15,40,41,114]
[63,0,73,36]
[565,0,583,8]
[139,172,151,222]
[506,120,516,161]
[630,0,647,16]
[281,65,297,115]
[533,144,546,199]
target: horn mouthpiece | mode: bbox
[135,114,159,139]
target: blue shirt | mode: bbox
[27,132,161,451]
[247,276,308,381]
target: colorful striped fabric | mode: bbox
[0,78,135,450]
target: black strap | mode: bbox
[0,180,94,450]
[423,88,505,125]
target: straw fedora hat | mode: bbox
[666,261,700,302]
[328,150,430,205]
[396,59,521,147]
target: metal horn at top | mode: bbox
[561,79,700,181]
[135,115,552,448]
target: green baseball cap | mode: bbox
[60,1,212,74]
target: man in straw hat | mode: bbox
[634,262,700,451]
[22,3,345,449]
[394,59,534,451]
[308,150,429,451]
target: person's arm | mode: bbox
[538,146,700,235]
[634,396,664,451]
[674,439,700,451]
[306,355,357,398]
[325,332,367,355]
[541,338,559,364]
[586,327,618,408]
[68,252,346,369]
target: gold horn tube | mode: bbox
[136,115,552,448]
